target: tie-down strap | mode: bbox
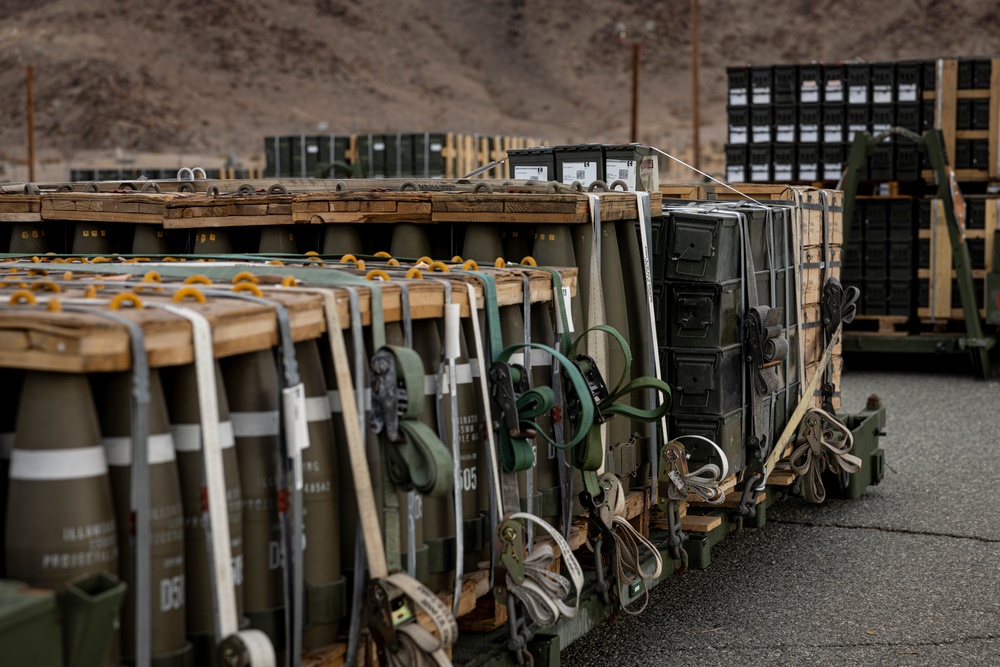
[368,572,458,667]
[370,344,454,498]
[789,407,861,504]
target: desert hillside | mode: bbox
[2,0,998,180]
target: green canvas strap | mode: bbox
[371,344,454,497]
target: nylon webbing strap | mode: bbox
[789,407,861,503]
[315,286,457,667]
[63,306,152,667]
[584,194,609,474]
[371,345,454,497]
[633,191,667,502]
[601,474,662,615]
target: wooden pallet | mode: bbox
[40,192,180,225]
[846,314,912,335]
[0,194,42,223]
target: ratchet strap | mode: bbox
[789,407,860,504]
[600,473,662,615]
[370,344,454,497]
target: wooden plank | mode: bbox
[932,199,953,319]
[658,184,703,199]
[936,58,959,168]
[986,199,998,272]
[680,514,722,533]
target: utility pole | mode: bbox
[26,65,36,182]
[691,0,701,171]
[631,42,641,143]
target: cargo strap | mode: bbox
[462,281,583,662]
[789,408,860,504]
[820,277,859,412]
[430,277,466,616]
[370,344,454,497]
[203,287,306,667]
[600,473,662,615]
[633,191,668,503]
[155,302,276,667]
[659,435,728,506]
[318,286,457,667]
[61,306,153,667]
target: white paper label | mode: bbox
[750,164,770,181]
[848,123,867,142]
[898,83,918,102]
[561,286,574,332]
[752,87,771,105]
[515,165,548,181]
[800,83,819,104]
[282,384,310,455]
[824,127,844,143]
[430,143,442,152]
[776,124,796,143]
[752,126,772,143]
[729,126,748,144]
[774,164,793,181]
[872,85,893,104]
[849,86,868,104]
[727,165,746,182]
[799,164,818,181]
[606,158,636,190]
[561,160,597,186]
[373,142,385,151]
[306,145,319,154]
[826,81,843,103]
[800,124,819,143]
[729,88,748,106]
[823,164,842,181]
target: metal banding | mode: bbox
[102,433,177,466]
[171,421,236,452]
[231,410,281,438]
[9,445,108,481]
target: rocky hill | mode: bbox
[2,0,998,180]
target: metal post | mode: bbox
[631,42,641,143]
[690,0,701,171]
[26,65,36,182]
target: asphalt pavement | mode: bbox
[561,364,1000,666]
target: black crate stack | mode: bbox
[726,60,933,185]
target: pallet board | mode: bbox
[0,194,42,223]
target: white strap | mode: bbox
[506,512,584,627]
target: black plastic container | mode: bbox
[847,63,871,105]
[749,145,772,182]
[863,279,889,315]
[922,60,937,90]
[797,144,820,182]
[889,199,915,236]
[897,142,921,181]
[823,105,845,144]
[870,145,894,181]
[896,60,923,103]
[917,198,932,229]
[972,99,991,130]
[774,65,797,104]
[751,66,773,105]
[823,64,846,104]
[728,106,749,144]
[665,344,744,415]
[665,280,742,348]
[973,58,992,89]
[956,100,973,131]
[921,99,936,132]
[871,104,895,135]
[847,105,870,142]
[821,143,845,181]
[414,132,447,178]
[774,104,797,143]
[967,198,987,230]
[773,144,795,182]
[750,106,773,144]
[958,59,974,89]
[918,238,931,268]
[507,146,557,182]
[955,140,972,170]
[865,201,889,237]
[728,66,750,106]
[799,104,821,143]
[896,103,921,133]
[554,144,604,186]
[967,238,986,269]
[871,62,895,104]
[799,64,822,104]
[887,280,913,316]
[972,139,989,170]
[725,144,748,183]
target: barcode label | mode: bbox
[515,165,548,181]
[560,160,597,186]
[605,159,635,190]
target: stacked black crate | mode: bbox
[749,66,773,182]
[797,64,822,182]
[842,200,865,309]
[862,199,888,314]
[657,201,797,475]
[772,65,797,182]
[896,61,924,181]
[726,67,750,182]
[888,199,916,316]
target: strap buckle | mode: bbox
[370,348,405,442]
[580,490,616,606]
[496,518,527,593]
[489,362,536,439]
[659,442,690,502]
[367,579,412,655]
[568,354,612,425]
[744,306,787,396]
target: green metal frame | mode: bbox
[841,128,995,378]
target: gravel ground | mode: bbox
[561,368,1000,666]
